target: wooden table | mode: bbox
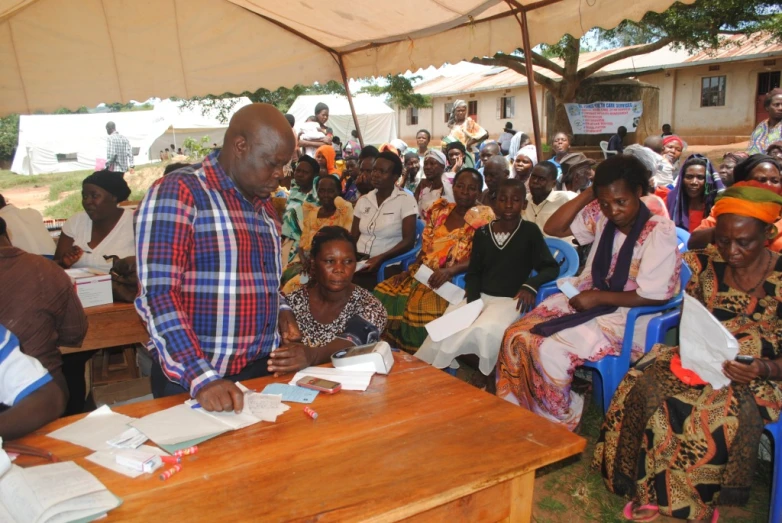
[15,354,586,522]
[60,303,148,354]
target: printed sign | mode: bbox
[564,101,643,135]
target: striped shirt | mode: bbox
[106,131,134,172]
[135,152,289,396]
[0,325,52,407]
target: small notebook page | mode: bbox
[425,299,484,342]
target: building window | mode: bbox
[497,96,515,119]
[701,76,726,107]
[468,100,478,119]
[406,107,419,126]
[56,153,78,163]
[444,102,453,123]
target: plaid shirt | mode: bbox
[135,152,288,396]
[106,131,134,172]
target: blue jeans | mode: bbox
[150,355,272,398]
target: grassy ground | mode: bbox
[453,366,773,522]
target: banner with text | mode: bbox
[564,101,643,135]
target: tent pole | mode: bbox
[337,55,364,148]
[520,9,543,162]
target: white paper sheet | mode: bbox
[107,428,147,449]
[130,404,231,446]
[413,265,466,305]
[355,260,368,272]
[288,367,375,391]
[424,298,484,342]
[246,394,287,422]
[679,294,739,389]
[557,280,580,299]
[85,445,168,479]
[48,405,136,451]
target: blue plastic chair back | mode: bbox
[377,219,425,283]
[583,262,691,413]
[450,236,578,292]
[675,227,690,253]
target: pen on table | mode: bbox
[190,403,201,409]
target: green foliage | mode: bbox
[182,136,213,159]
[0,114,19,161]
[0,168,93,191]
[358,75,432,109]
[176,80,347,124]
[53,106,89,115]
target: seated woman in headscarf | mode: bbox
[414,150,454,217]
[689,154,782,251]
[315,144,338,177]
[665,155,720,232]
[654,134,685,188]
[269,227,387,376]
[443,140,474,182]
[281,174,353,293]
[748,88,782,155]
[54,170,135,271]
[281,155,320,264]
[398,151,421,193]
[507,132,531,161]
[512,145,537,186]
[374,169,493,354]
[718,151,749,187]
[594,181,782,523]
[447,100,488,152]
[497,155,681,431]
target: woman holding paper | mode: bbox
[497,155,681,431]
[594,181,782,523]
[374,169,494,354]
[268,226,387,376]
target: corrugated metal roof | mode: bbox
[415,32,782,96]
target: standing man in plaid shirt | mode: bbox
[105,121,134,173]
[135,104,302,412]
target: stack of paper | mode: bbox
[48,405,140,451]
[0,460,121,523]
[414,265,465,305]
[288,367,375,391]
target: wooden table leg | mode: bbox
[508,471,535,522]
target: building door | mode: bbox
[756,71,781,124]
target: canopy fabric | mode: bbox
[0,0,692,116]
[287,94,397,146]
[11,97,250,174]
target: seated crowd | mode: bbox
[3,91,782,523]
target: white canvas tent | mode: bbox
[287,94,396,146]
[11,97,252,175]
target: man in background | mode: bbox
[498,122,516,155]
[607,126,627,154]
[105,121,134,174]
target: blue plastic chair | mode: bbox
[676,228,690,253]
[584,263,691,412]
[450,237,578,292]
[645,306,782,523]
[377,219,425,283]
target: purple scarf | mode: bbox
[531,202,651,337]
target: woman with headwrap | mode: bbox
[282,155,320,263]
[748,88,782,155]
[665,155,720,232]
[315,144,338,177]
[446,100,488,151]
[718,151,749,187]
[54,170,135,271]
[595,181,782,523]
[654,135,685,187]
[374,168,493,354]
[414,150,454,217]
[443,140,474,181]
[507,132,531,161]
[512,145,537,186]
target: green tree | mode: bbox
[0,114,19,161]
[472,0,781,138]
[358,75,431,109]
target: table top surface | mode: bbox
[15,354,585,522]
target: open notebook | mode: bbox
[0,448,121,523]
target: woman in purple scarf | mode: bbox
[666,154,722,233]
[496,155,682,430]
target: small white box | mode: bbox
[115,449,162,473]
[65,268,113,308]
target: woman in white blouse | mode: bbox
[351,151,419,289]
[54,170,135,271]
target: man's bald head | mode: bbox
[480,142,501,164]
[643,135,663,154]
[483,155,510,192]
[220,103,295,200]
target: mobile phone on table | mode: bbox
[735,355,755,365]
[297,376,342,394]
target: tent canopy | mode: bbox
[287,94,396,146]
[11,97,251,174]
[0,0,692,117]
